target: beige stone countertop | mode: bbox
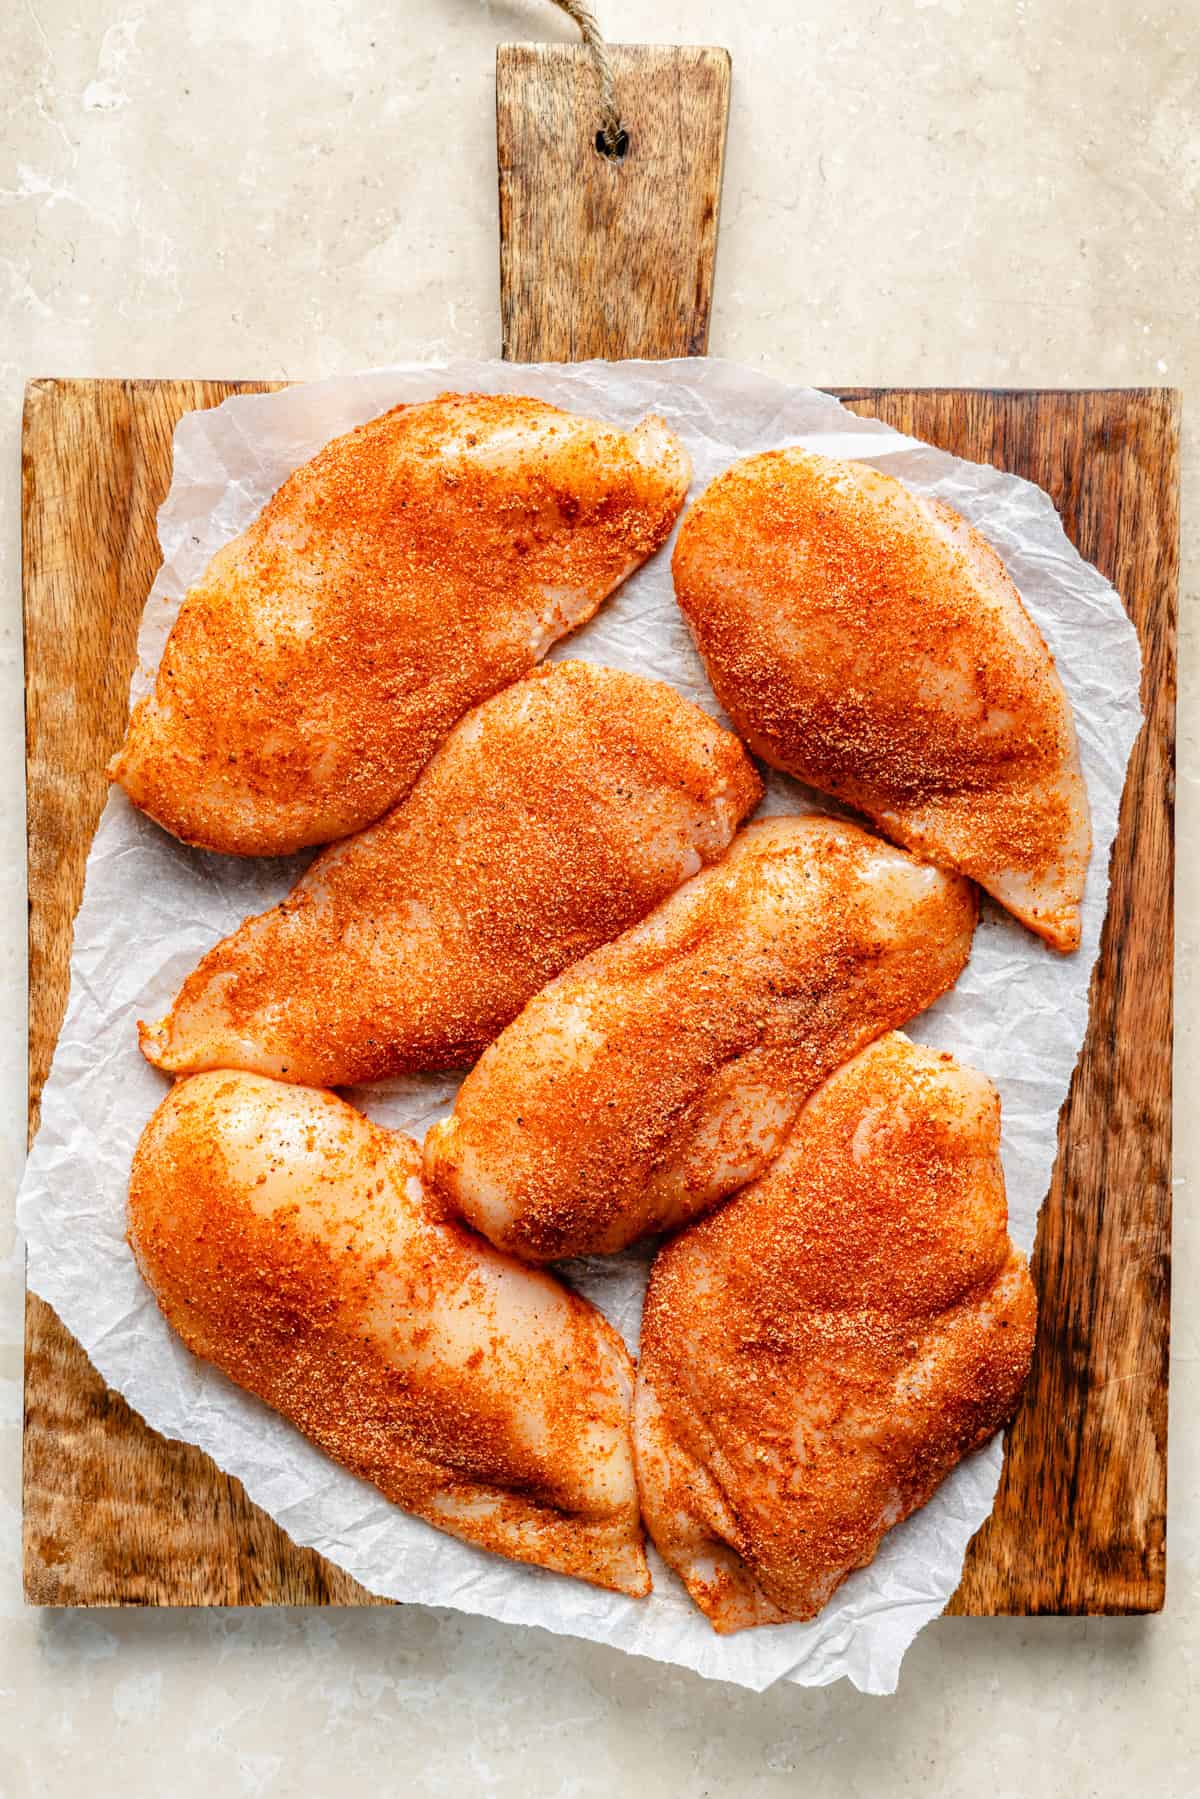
[3,1,1196,1792]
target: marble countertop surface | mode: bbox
[2,1,1196,1792]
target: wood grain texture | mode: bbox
[497,46,731,361]
[23,379,1175,1614]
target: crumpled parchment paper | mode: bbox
[16,358,1143,1694]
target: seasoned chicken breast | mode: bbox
[424,817,976,1262]
[673,449,1090,951]
[111,393,691,855]
[635,1032,1036,1631]
[128,1072,650,1597]
[140,662,760,1086]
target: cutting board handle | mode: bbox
[497,44,731,362]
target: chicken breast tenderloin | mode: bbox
[424,817,977,1262]
[128,1072,650,1597]
[673,449,1090,951]
[635,1032,1036,1631]
[140,662,761,1087]
[112,392,691,855]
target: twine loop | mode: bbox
[550,0,627,156]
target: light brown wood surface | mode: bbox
[22,378,1176,1613]
[497,45,731,360]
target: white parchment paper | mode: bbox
[16,359,1144,1694]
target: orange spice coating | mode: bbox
[634,1032,1036,1632]
[140,661,761,1086]
[425,816,977,1262]
[672,449,1091,951]
[128,1071,650,1597]
[111,392,692,855]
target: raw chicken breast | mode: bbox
[140,662,760,1086]
[128,1071,650,1597]
[635,1032,1036,1630]
[112,393,691,854]
[673,449,1090,950]
[425,817,976,1261]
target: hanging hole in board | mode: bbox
[595,127,630,160]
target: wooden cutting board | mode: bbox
[19,45,1179,1618]
[22,377,1177,1613]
